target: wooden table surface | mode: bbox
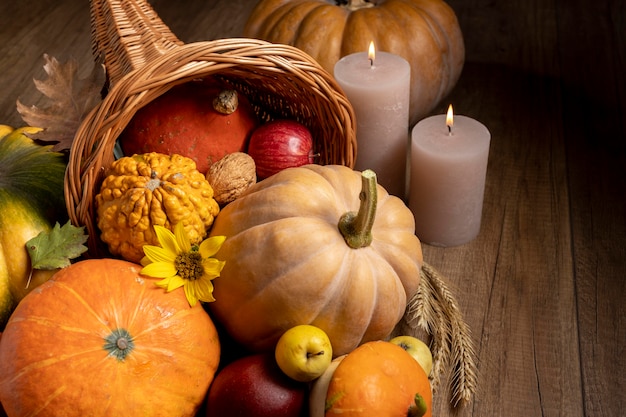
[0,1,624,416]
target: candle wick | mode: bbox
[447,125,452,135]
[369,58,374,67]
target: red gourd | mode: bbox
[119,77,259,173]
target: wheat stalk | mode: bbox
[418,271,451,390]
[423,262,478,406]
[399,261,478,408]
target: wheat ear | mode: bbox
[400,262,478,408]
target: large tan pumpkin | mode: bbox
[208,165,423,356]
[0,259,220,417]
[243,0,465,125]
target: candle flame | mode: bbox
[368,41,375,66]
[446,104,454,133]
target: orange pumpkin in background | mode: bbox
[243,0,465,126]
[325,340,433,417]
[0,258,220,417]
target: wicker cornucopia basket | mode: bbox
[65,0,357,257]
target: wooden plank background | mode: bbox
[0,1,623,416]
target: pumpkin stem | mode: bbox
[338,0,375,11]
[213,89,239,115]
[338,169,377,249]
[103,328,135,361]
[407,393,428,417]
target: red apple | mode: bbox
[247,119,315,179]
[205,353,307,417]
[118,77,259,173]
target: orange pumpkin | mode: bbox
[0,258,220,417]
[208,165,422,357]
[325,340,433,417]
[243,0,465,125]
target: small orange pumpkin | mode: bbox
[325,340,433,417]
[0,258,220,417]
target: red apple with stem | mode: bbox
[247,119,316,179]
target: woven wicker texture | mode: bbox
[90,0,184,86]
[67,0,357,256]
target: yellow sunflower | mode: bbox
[140,222,226,306]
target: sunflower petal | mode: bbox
[199,235,226,258]
[143,245,177,264]
[184,284,200,306]
[155,277,172,289]
[174,222,191,252]
[141,262,177,278]
[154,225,181,254]
[202,258,225,278]
[194,279,216,303]
[165,275,185,292]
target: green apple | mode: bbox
[275,324,333,382]
[389,335,433,376]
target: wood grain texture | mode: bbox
[0,1,623,416]
[554,0,626,415]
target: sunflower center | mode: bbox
[175,251,204,280]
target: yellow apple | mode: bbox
[389,335,433,376]
[275,324,333,382]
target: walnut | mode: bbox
[206,152,257,206]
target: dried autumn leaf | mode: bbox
[17,54,105,151]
